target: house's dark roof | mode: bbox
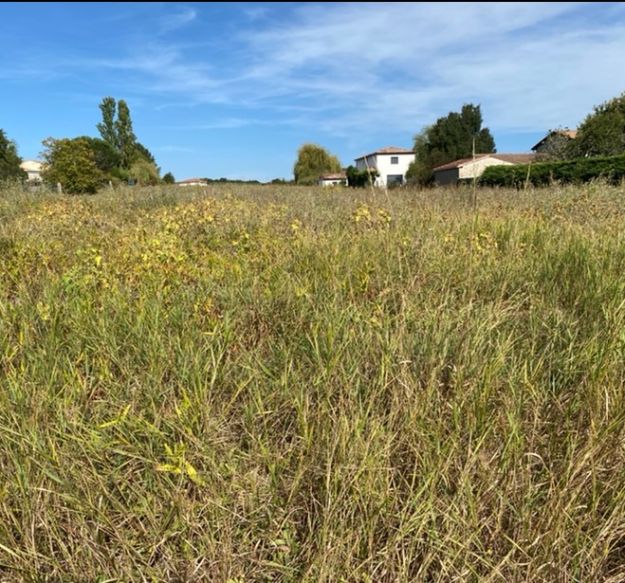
[433,153,535,172]
[531,129,578,151]
[354,146,414,160]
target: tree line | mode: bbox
[3,91,625,191]
[0,97,175,193]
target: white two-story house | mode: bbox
[354,146,415,187]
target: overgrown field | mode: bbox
[1,183,625,582]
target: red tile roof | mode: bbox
[433,153,535,172]
[433,157,477,172]
[320,173,347,180]
[176,178,207,184]
[355,146,414,160]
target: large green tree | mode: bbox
[77,136,121,176]
[567,92,625,158]
[96,97,117,149]
[115,99,137,169]
[406,104,496,185]
[97,97,144,170]
[0,129,27,182]
[293,144,342,185]
[41,137,104,194]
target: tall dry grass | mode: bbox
[1,182,624,581]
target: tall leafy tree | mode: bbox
[293,144,342,185]
[115,99,137,169]
[96,97,141,170]
[406,104,496,184]
[162,172,175,184]
[0,129,27,181]
[96,97,117,149]
[567,92,625,158]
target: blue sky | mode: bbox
[2,2,625,181]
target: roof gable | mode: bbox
[354,146,414,160]
[531,129,577,151]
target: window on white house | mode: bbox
[390,156,399,164]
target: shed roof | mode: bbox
[433,153,535,172]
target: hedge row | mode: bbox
[479,154,625,187]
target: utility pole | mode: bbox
[472,135,477,211]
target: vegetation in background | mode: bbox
[406,104,496,185]
[42,97,166,193]
[77,135,121,176]
[98,97,138,170]
[1,181,625,581]
[97,97,161,180]
[567,91,625,158]
[129,158,161,186]
[0,129,26,182]
[480,152,625,187]
[162,171,176,184]
[293,143,342,185]
[345,164,378,187]
[533,129,576,161]
[40,137,104,194]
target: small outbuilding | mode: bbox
[176,178,208,187]
[20,160,44,183]
[432,153,535,186]
[319,172,347,187]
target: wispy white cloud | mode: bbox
[241,5,270,22]
[159,6,197,33]
[231,2,618,135]
[107,3,623,137]
[156,116,302,131]
[7,2,625,143]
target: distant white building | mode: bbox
[319,172,347,187]
[354,146,415,187]
[432,153,536,186]
[20,160,44,182]
[176,178,208,187]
